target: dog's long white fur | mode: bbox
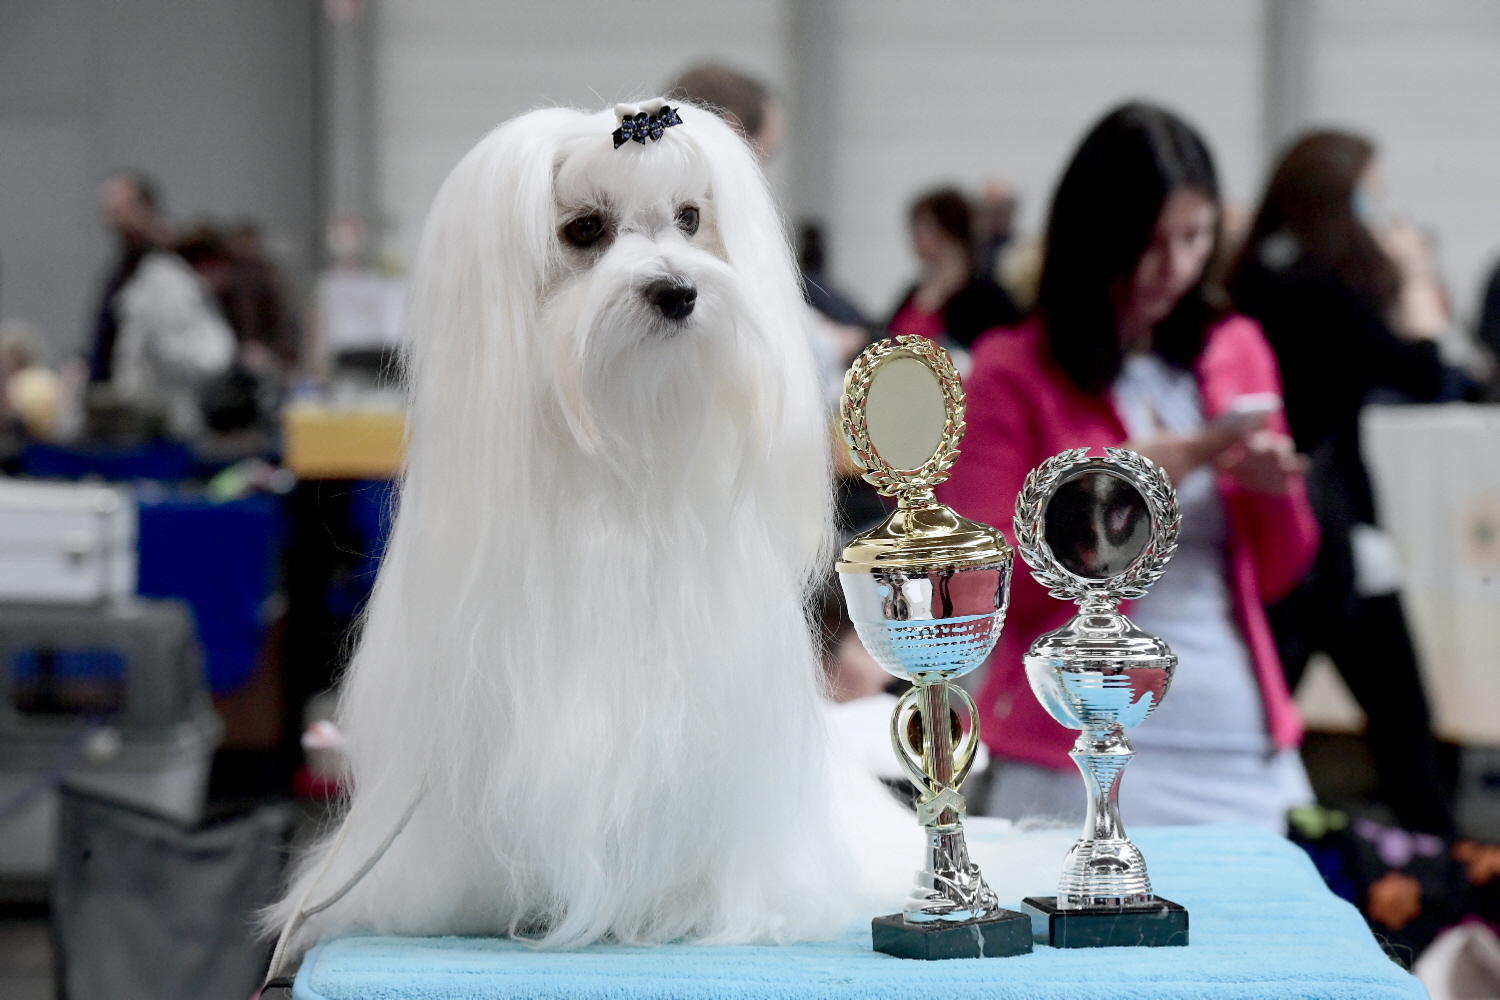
[264,102,914,961]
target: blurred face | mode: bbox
[100,177,155,241]
[910,211,964,268]
[1117,188,1217,337]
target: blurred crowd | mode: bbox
[0,176,410,468]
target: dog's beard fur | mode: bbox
[266,103,915,956]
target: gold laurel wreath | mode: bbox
[838,335,966,497]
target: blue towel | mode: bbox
[294,824,1426,999]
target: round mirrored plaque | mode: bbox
[840,336,965,497]
[864,357,947,472]
[1013,447,1180,603]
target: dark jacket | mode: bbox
[1232,254,1441,587]
[886,277,1021,348]
[1479,259,1500,363]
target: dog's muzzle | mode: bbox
[645,276,697,322]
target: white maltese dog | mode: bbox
[267,99,912,967]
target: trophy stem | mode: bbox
[919,682,958,826]
[1057,724,1153,909]
[1077,724,1130,844]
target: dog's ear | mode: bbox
[398,108,583,492]
[676,107,832,578]
[404,109,571,387]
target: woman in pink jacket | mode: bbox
[938,103,1320,830]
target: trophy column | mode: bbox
[1012,447,1190,948]
[835,337,1031,960]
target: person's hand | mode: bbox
[827,321,870,366]
[1452,841,1500,885]
[1379,219,1449,340]
[1126,425,1243,486]
[239,340,281,376]
[1216,430,1307,495]
[1365,870,1422,930]
[1379,218,1435,279]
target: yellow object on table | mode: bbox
[284,404,406,480]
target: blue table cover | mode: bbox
[293,824,1426,999]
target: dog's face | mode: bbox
[540,122,754,456]
[546,129,730,338]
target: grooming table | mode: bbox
[292,824,1425,999]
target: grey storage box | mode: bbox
[0,598,206,739]
[0,598,222,890]
[0,478,137,604]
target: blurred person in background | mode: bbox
[973,176,1018,280]
[86,173,235,440]
[797,222,868,338]
[0,320,63,460]
[796,221,871,400]
[666,62,784,163]
[177,224,299,373]
[224,222,301,373]
[886,187,1021,349]
[938,103,1319,830]
[1229,131,1456,834]
[178,223,299,432]
[1478,257,1500,398]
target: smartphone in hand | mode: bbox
[1210,393,1281,438]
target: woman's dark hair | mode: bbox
[1037,102,1222,394]
[1227,130,1398,314]
[910,188,974,254]
[175,225,230,268]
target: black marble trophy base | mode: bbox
[1021,896,1188,948]
[871,909,1033,960]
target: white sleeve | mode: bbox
[130,255,236,382]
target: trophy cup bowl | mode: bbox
[835,336,1031,960]
[1012,447,1191,948]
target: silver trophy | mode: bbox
[1011,447,1190,948]
[835,336,1030,960]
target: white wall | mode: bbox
[372,0,1500,327]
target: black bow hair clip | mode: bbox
[612,101,683,149]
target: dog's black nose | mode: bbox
[646,277,697,321]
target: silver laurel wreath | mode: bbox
[1012,446,1181,604]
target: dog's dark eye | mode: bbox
[675,205,700,237]
[563,213,607,248]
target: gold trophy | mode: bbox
[836,336,1031,959]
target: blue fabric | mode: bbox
[323,479,396,619]
[137,494,280,693]
[19,440,197,481]
[293,824,1426,999]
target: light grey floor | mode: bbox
[0,914,53,1000]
